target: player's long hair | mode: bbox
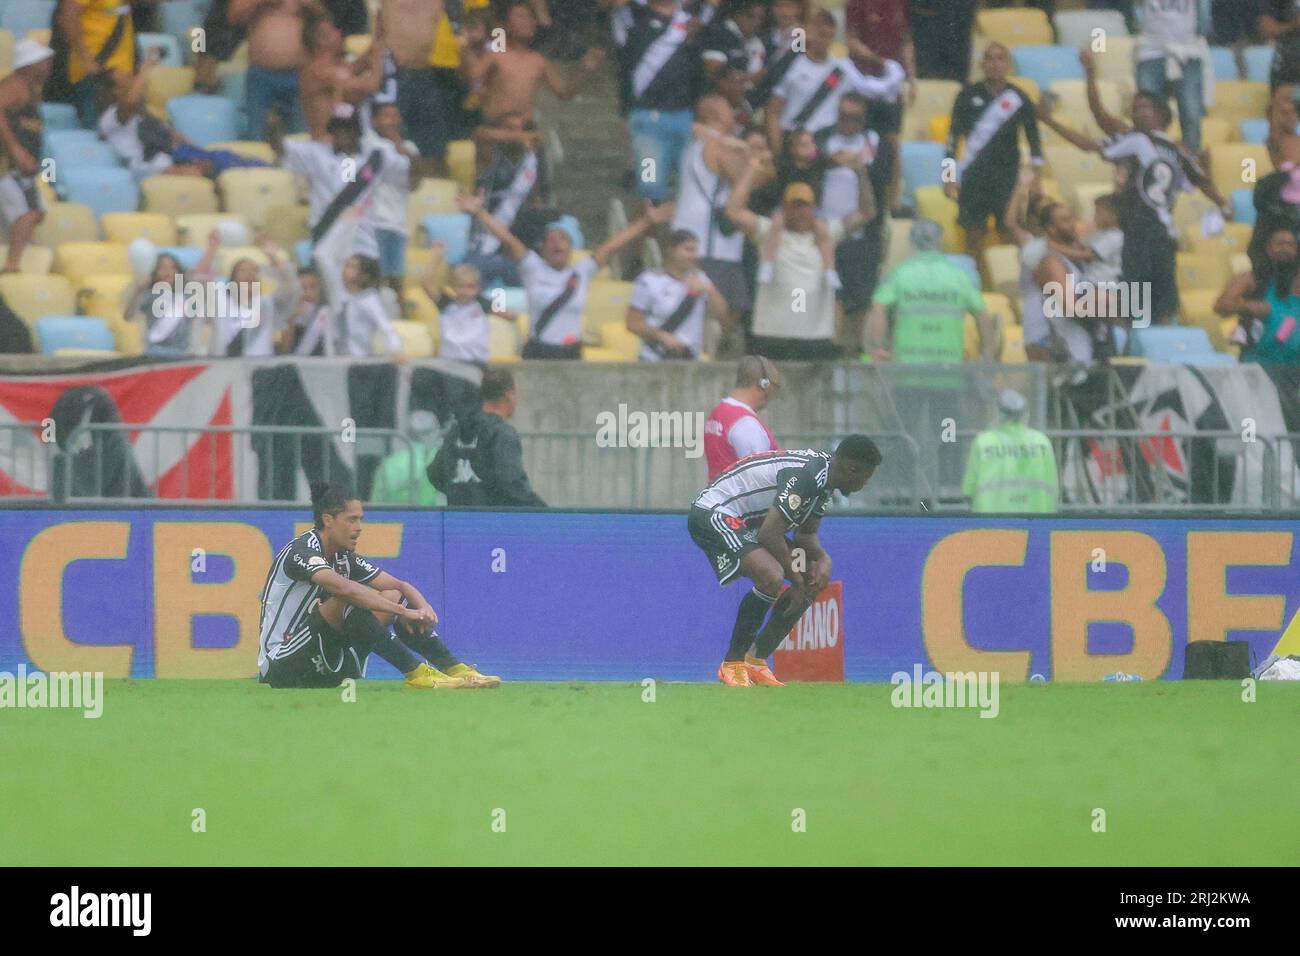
[311,482,356,529]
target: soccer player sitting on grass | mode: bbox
[258,483,500,690]
[689,437,882,687]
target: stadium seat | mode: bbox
[902,80,961,143]
[1053,10,1128,49]
[984,244,1020,298]
[62,168,139,220]
[136,32,185,67]
[0,29,11,77]
[1090,34,1137,96]
[487,313,521,360]
[899,141,946,209]
[582,279,633,345]
[1176,252,1232,293]
[1209,46,1240,82]
[259,203,311,248]
[446,140,477,191]
[1044,143,1113,194]
[1129,326,1230,364]
[1207,81,1270,125]
[496,286,528,314]
[36,316,116,355]
[217,168,297,228]
[159,0,207,48]
[213,245,271,278]
[157,246,204,270]
[0,244,53,274]
[382,320,435,358]
[1232,188,1256,226]
[1240,119,1269,145]
[914,186,965,253]
[205,140,276,164]
[168,94,241,147]
[928,114,951,145]
[1000,321,1028,363]
[1243,45,1275,85]
[145,66,197,115]
[598,319,642,361]
[54,242,131,286]
[1011,46,1084,93]
[0,273,76,328]
[0,1,55,39]
[406,178,459,232]
[1006,75,1040,104]
[39,101,79,132]
[1208,143,1272,201]
[219,69,247,107]
[174,213,252,247]
[101,212,178,246]
[976,9,1053,48]
[77,274,137,325]
[1187,222,1254,258]
[1199,117,1231,146]
[33,202,97,246]
[418,213,472,263]
[46,133,121,173]
[141,175,219,216]
[1180,289,1231,353]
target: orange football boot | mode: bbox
[744,655,785,686]
[717,661,752,686]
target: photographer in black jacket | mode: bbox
[428,367,547,507]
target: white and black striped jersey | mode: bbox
[257,529,382,676]
[946,82,1043,181]
[694,449,831,531]
[1101,129,1202,239]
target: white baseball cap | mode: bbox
[13,40,54,72]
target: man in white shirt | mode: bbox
[361,101,416,292]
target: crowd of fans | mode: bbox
[1,1,1300,369]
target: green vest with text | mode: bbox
[962,421,1059,513]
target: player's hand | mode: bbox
[807,556,832,595]
[943,181,959,201]
[456,190,486,215]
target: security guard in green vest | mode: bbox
[962,389,1059,513]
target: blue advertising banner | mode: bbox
[0,510,1295,682]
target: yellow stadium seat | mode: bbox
[446,140,477,191]
[1044,142,1113,193]
[174,213,253,246]
[0,244,53,273]
[964,292,1013,360]
[146,66,196,114]
[882,217,914,275]
[402,289,439,344]
[142,175,220,216]
[1180,288,1230,352]
[1208,143,1272,201]
[78,273,136,323]
[344,34,373,59]
[406,178,460,232]
[1176,252,1232,293]
[581,346,628,362]
[33,202,97,247]
[1007,76,1040,104]
[100,212,178,246]
[1000,322,1028,363]
[218,168,297,229]
[1091,35,1137,97]
[260,203,311,248]
[903,80,962,142]
[581,279,633,345]
[0,30,13,77]
[53,347,124,359]
[1207,81,1270,125]
[928,114,951,145]
[206,141,277,164]
[976,9,1054,47]
[1171,190,1218,245]
[1187,222,1254,257]
[1047,79,1123,140]
[1230,253,1252,277]
[488,313,521,360]
[984,244,1021,297]
[914,186,965,253]
[0,274,76,327]
[54,242,130,285]
[382,320,434,357]
[213,246,272,278]
[26,29,52,47]
[599,319,642,361]
[1200,117,1231,145]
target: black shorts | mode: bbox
[867,98,903,137]
[957,163,1017,229]
[688,505,761,586]
[262,606,366,689]
[835,228,883,314]
[1120,216,1179,323]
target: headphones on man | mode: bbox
[757,356,772,391]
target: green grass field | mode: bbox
[2,680,1296,866]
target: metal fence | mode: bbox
[1,419,1296,513]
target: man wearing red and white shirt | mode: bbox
[704,356,781,481]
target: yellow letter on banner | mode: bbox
[1051,531,1171,681]
[922,529,1032,680]
[19,522,135,676]
[1186,531,1290,644]
[153,522,275,678]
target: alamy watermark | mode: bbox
[1043,277,1152,328]
[0,666,103,718]
[152,278,263,328]
[595,404,704,458]
[890,665,1000,718]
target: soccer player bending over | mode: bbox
[258,483,500,689]
[689,437,882,686]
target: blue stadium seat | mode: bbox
[168,94,240,147]
[36,316,116,355]
[945,254,980,290]
[40,102,80,132]
[420,213,472,264]
[0,0,56,39]
[159,0,207,46]
[1232,188,1256,226]
[158,246,204,270]
[1243,45,1275,85]
[1209,47,1239,82]
[136,32,186,67]
[220,70,247,106]
[496,287,528,314]
[62,168,139,218]
[1011,46,1084,92]
[899,141,946,209]
[47,137,122,179]
[1129,326,1224,364]
[1240,119,1269,145]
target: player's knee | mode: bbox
[372,589,401,627]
